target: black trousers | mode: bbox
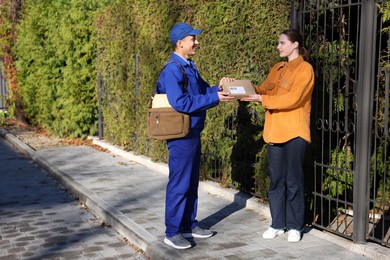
[267,137,307,231]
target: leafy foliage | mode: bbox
[2,0,291,196]
[96,0,291,195]
[0,0,22,119]
[323,146,354,198]
[15,0,110,137]
[373,1,390,208]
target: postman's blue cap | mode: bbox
[170,23,202,44]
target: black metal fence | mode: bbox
[295,0,389,247]
[0,64,8,110]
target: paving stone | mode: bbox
[0,138,146,260]
[3,130,389,260]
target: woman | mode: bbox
[241,29,314,242]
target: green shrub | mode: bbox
[15,0,110,137]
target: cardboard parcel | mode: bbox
[222,80,256,98]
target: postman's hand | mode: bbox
[218,91,236,101]
[218,77,235,91]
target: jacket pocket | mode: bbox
[264,82,275,90]
[278,80,292,93]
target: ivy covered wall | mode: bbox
[96,0,291,195]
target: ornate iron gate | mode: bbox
[295,0,389,246]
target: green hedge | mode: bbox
[96,0,291,196]
[15,0,110,137]
[10,0,291,197]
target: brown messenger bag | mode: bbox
[147,61,190,140]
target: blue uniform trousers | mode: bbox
[165,131,201,237]
[267,137,307,231]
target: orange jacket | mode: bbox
[255,55,314,144]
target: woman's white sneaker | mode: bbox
[262,227,285,239]
[287,229,301,242]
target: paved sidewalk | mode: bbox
[1,128,389,259]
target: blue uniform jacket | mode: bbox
[156,53,220,131]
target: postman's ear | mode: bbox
[176,40,182,49]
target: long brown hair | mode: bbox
[281,29,310,62]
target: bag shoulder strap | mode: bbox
[166,60,188,92]
[155,60,188,94]
[149,60,189,109]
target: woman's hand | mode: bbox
[240,94,262,102]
